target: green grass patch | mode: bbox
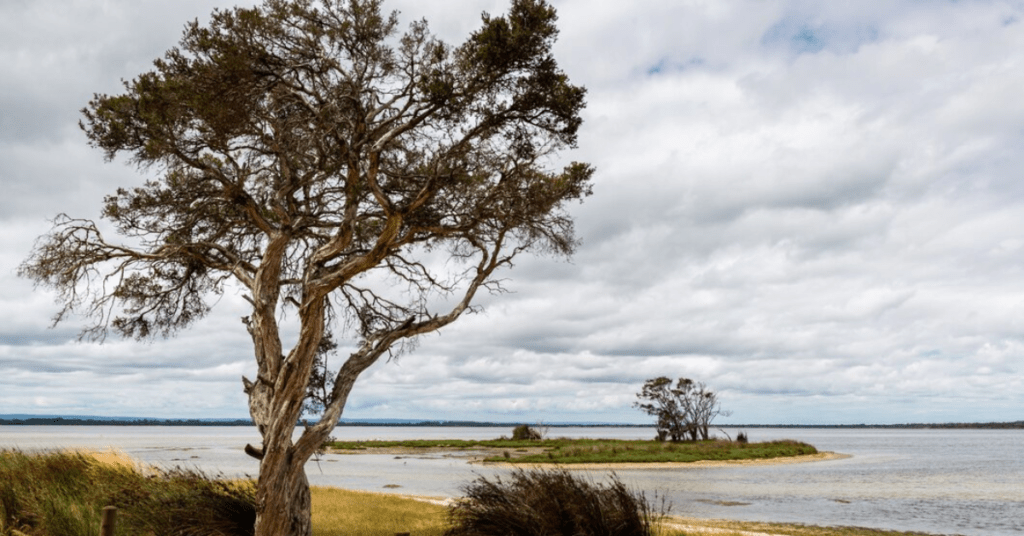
[327,437,819,465]
[495,439,817,464]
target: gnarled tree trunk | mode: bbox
[243,256,329,536]
[254,441,313,536]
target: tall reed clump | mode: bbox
[0,449,255,536]
[445,468,664,536]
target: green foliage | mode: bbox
[22,0,593,531]
[0,450,255,536]
[25,0,594,345]
[445,469,661,536]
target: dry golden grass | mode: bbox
[63,447,148,473]
[310,487,450,536]
[307,488,706,536]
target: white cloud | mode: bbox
[1,0,1023,424]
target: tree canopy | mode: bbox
[634,377,728,442]
[19,0,592,534]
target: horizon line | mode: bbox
[2,414,1022,428]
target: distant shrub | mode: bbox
[446,469,662,536]
[511,424,542,441]
[736,431,748,444]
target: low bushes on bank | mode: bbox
[445,468,664,536]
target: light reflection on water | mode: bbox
[2,425,1022,536]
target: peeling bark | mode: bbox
[254,444,313,536]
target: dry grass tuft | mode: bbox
[66,447,158,476]
[310,487,449,536]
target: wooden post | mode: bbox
[100,506,117,536]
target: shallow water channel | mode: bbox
[2,425,1021,536]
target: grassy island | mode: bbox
[326,437,818,464]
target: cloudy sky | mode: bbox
[2,0,1023,425]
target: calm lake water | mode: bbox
[1,425,1021,536]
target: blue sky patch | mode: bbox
[762,17,878,55]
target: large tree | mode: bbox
[633,377,728,442]
[18,0,592,534]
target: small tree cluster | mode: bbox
[633,377,729,442]
[511,424,542,440]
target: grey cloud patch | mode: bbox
[0,328,76,347]
[3,0,1024,423]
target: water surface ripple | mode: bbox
[2,425,1020,536]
